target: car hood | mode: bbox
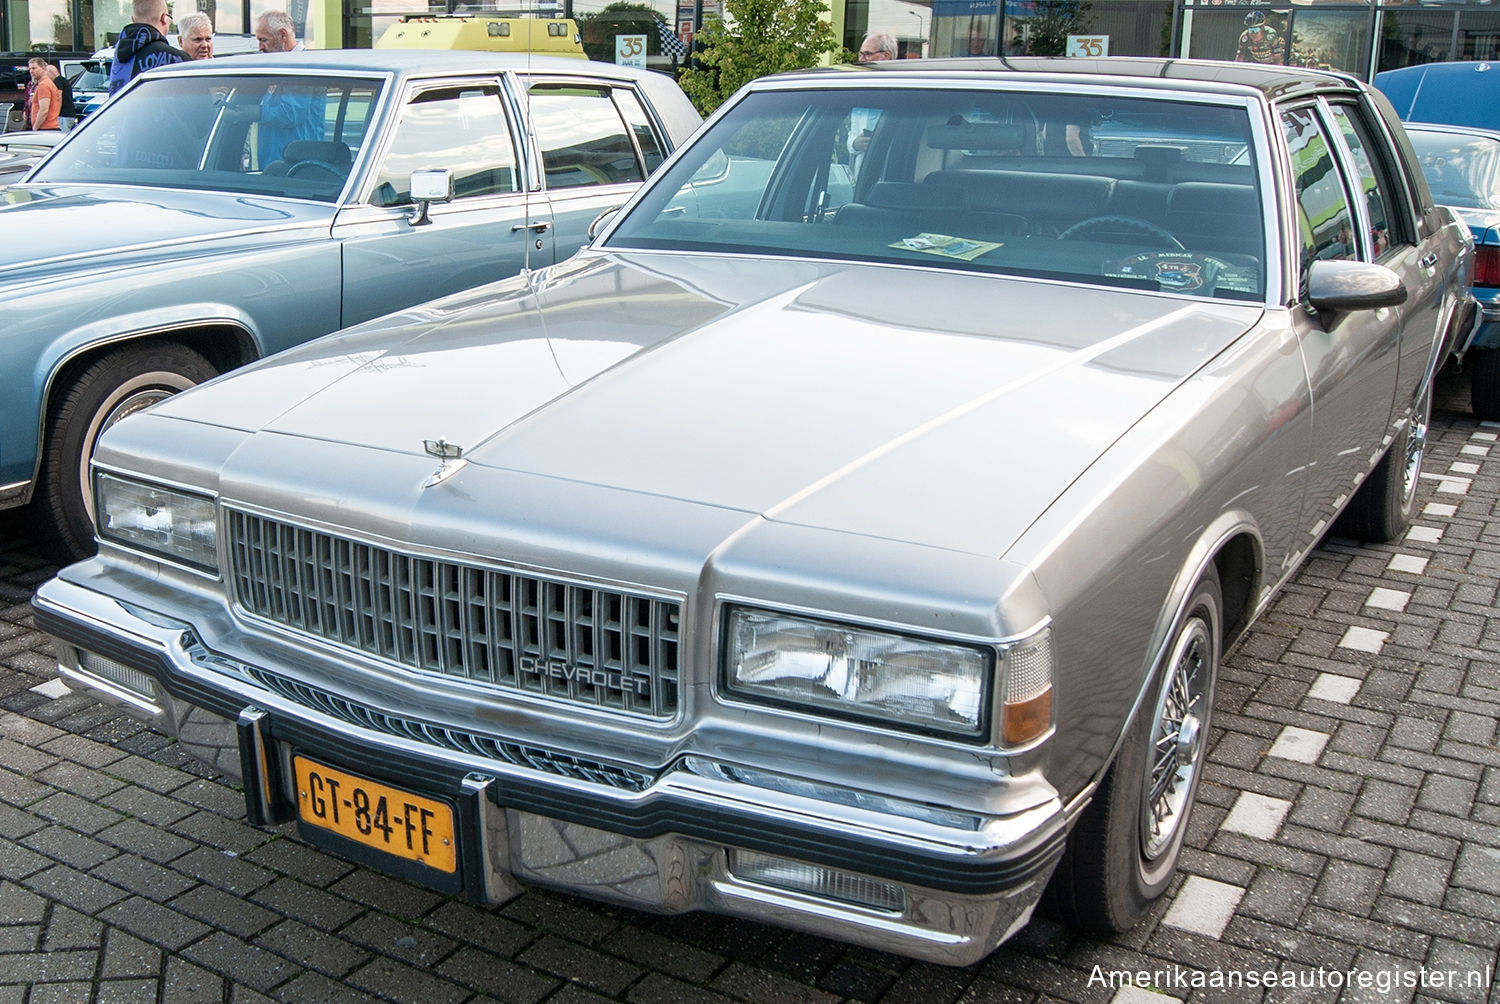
[0,184,332,277]
[151,251,1263,557]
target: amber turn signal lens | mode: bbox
[1002,687,1052,746]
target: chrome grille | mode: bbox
[247,667,655,792]
[226,510,680,718]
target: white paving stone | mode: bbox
[1473,430,1498,440]
[1113,989,1180,1004]
[1161,876,1245,938]
[1450,462,1481,475]
[1308,673,1360,704]
[1365,587,1410,611]
[29,678,71,700]
[1338,625,1388,653]
[1423,502,1458,517]
[1220,792,1293,839]
[1387,553,1429,575]
[1269,726,1330,764]
[1406,525,1443,543]
[1436,478,1471,495]
[1460,444,1490,457]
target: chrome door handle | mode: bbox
[1419,251,1439,269]
[512,220,552,233]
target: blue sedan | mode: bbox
[1375,61,1500,419]
[0,50,699,560]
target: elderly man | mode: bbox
[857,31,897,62]
[848,32,897,172]
[178,10,214,60]
[26,57,60,130]
[254,9,301,52]
[252,10,323,167]
[109,0,186,94]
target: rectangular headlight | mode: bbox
[724,607,990,739]
[96,472,217,572]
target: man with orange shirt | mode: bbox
[27,58,61,131]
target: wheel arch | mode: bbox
[25,320,259,505]
[1070,515,1264,817]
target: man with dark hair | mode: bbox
[110,0,187,94]
[1236,10,1284,65]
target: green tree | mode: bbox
[676,0,847,116]
[1013,0,1093,57]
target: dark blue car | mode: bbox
[1375,61,1500,419]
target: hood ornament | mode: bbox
[422,438,468,488]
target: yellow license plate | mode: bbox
[293,756,456,874]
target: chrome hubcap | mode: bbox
[1402,394,1429,508]
[1142,617,1213,861]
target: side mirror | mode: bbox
[1307,259,1408,313]
[408,168,454,227]
[588,206,621,241]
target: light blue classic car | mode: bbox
[0,49,700,559]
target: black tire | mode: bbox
[1335,380,1430,543]
[1472,348,1500,422]
[31,343,216,562]
[1045,566,1220,933]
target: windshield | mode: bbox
[29,73,385,203]
[606,86,1265,300]
[1406,129,1500,211]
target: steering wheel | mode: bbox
[287,159,346,183]
[1060,215,1184,249]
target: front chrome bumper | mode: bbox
[32,575,1067,966]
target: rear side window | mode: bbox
[372,85,518,206]
[1328,102,1410,256]
[527,82,646,189]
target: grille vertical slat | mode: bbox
[228,512,680,718]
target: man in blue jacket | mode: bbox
[109,0,186,94]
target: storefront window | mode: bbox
[1184,6,1370,75]
[1378,8,1454,69]
[25,0,72,46]
[1458,8,1500,60]
[930,0,1000,56]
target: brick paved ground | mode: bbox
[0,368,1497,1003]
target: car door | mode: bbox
[518,76,666,266]
[1281,99,1412,533]
[1328,99,1448,415]
[333,78,540,329]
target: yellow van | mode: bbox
[374,16,585,58]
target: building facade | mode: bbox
[4,0,1497,81]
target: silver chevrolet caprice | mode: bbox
[33,57,1473,965]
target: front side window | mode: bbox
[527,82,645,189]
[371,85,518,206]
[607,87,1265,300]
[28,74,383,202]
[1282,106,1358,288]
